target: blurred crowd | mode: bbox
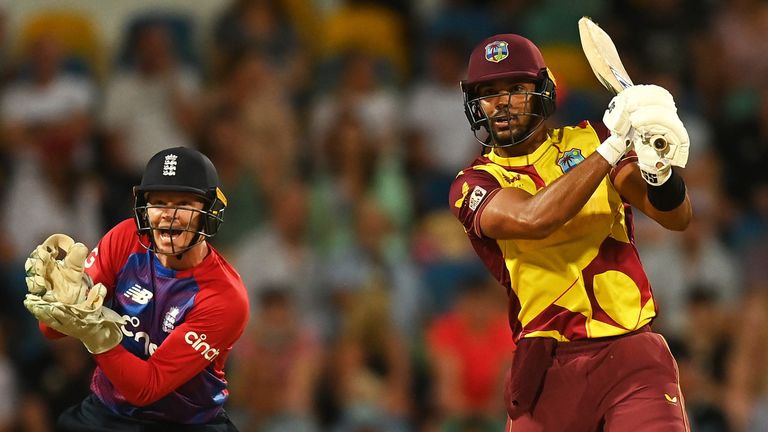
[0,0,766,431]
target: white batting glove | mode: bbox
[597,134,633,166]
[599,93,634,165]
[620,84,689,168]
[618,84,675,112]
[25,234,93,307]
[630,106,689,168]
[635,142,672,186]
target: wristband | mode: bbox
[647,169,686,211]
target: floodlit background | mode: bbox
[0,0,766,431]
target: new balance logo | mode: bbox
[163,154,178,176]
[125,284,153,304]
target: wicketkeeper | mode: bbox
[24,147,249,431]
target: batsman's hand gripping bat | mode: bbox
[578,17,668,153]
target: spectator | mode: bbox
[0,321,16,432]
[327,267,413,432]
[228,288,322,432]
[231,180,326,334]
[1,33,100,258]
[403,37,476,215]
[426,277,513,432]
[100,21,201,178]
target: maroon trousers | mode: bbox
[505,330,690,432]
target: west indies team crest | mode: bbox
[485,41,509,63]
[557,148,585,173]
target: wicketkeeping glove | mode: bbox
[25,234,94,309]
[24,283,126,354]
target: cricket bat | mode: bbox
[578,16,667,151]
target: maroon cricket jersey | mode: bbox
[449,122,655,342]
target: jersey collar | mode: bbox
[486,131,556,167]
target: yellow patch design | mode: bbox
[523,329,569,341]
[473,164,527,190]
[591,271,641,330]
[454,182,469,208]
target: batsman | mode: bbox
[24,147,249,431]
[450,33,692,431]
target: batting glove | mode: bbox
[630,106,690,168]
[635,142,672,186]
[599,91,635,165]
[622,84,690,168]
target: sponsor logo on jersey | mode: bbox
[125,284,153,304]
[120,315,158,356]
[664,393,678,404]
[163,154,178,176]
[485,41,509,63]
[185,331,221,361]
[162,306,181,333]
[502,173,522,185]
[557,148,585,173]
[468,186,487,211]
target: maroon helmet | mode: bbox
[461,34,556,147]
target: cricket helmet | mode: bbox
[133,146,227,254]
[461,34,557,147]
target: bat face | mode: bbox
[578,17,633,95]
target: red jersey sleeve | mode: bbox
[93,277,249,406]
[84,219,136,290]
[449,165,503,238]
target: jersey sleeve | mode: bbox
[84,219,135,291]
[448,168,503,238]
[92,286,249,407]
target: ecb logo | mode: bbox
[557,148,585,173]
[485,41,509,63]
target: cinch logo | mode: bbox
[184,331,220,361]
[125,284,153,304]
[163,154,178,176]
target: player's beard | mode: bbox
[489,112,537,147]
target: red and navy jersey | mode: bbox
[80,219,248,423]
[449,122,654,343]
